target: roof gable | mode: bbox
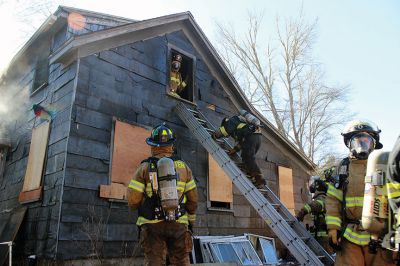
[48,11,315,170]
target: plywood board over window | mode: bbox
[100,120,151,200]
[208,154,233,209]
[278,166,295,215]
[19,121,50,204]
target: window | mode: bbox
[278,166,295,215]
[193,235,268,265]
[167,47,195,102]
[31,58,49,94]
[19,121,50,203]
[100,119,151,200]
[208,154,233,210]
[0,142,9,179]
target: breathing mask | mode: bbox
[349,132,375,160]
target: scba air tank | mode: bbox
[239,109,260,126]
[157,157,179,221]
[362,150,389,234]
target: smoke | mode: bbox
[0,79,30,141]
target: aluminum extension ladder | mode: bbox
[174,102,334,266]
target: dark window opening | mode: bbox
[210,201,231,209]
[168,49,194,102]
[32,58,49,94]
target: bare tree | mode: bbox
[216,12,353,163]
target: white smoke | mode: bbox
[0,78,30,142]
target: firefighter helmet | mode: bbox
[309,176,328,194]
[172,54,183,63]
[146,123,176,147]
[341,120,382,149]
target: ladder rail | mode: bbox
[175,103,333,265]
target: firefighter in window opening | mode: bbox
[127,123,198,266]
[296,171,334,254]
[212,109,266,189]
[325,119,395,265]
[169,53,188,98]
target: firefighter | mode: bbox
[212,110,266,189]
[127,123,198,266]
[297,175,331,251]
[169,53,187,98]
[386,135,400,255]
[325,120,395,265]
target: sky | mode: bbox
[0,0,399,155]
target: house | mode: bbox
[0,6,315,264]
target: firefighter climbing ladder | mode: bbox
[174,102,334,266]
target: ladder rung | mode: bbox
[196,118,207,124]
[204,128,214,133]
[187,108,198,115]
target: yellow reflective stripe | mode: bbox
[346,197,364,207]
[327,184,343,201]
[219,126,229,137]
[136,216,162,226]
[388,191,400,199]
[237,123,246,129]
[162,129,167,135]
[316,200,325,209]
[185,179,196,192]
[387,182,400,199]
[188,213,196,221]
[181,81,187,87]
[145,183,153,197]
[170,77,180,83]
[182,195,187,203]
[136,215,189,226]
[326,215,342,227]
[343,227,370,245]
[177,214,189,224]
[304,204,311,213]
[128,180,145,192]
[311,231,328,237]
[177,181,185,192]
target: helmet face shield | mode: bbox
[349,132,375,160]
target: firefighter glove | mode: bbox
[227,148,237,155]
[328,229,338,244]
[296,210,306,222]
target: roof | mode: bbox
[3,6,135,74]
[12,7,316,171]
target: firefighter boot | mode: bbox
[252,173,266,189]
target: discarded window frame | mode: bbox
[192,234,278,265]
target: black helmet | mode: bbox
[341,120,382,149]
[146,123,176,147]
[309,176,328,193]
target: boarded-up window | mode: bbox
[19,121,50,203]
[278,166,295,215]
[100,120,151,200]
[208,154,233,209]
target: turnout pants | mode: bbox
[335,239,395,266]
[140,222,192,266]
[241,133,265,186]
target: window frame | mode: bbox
[166,44,197,104]
[207,153,233,212]
[100,117,152,201]
[277,165,295,215]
